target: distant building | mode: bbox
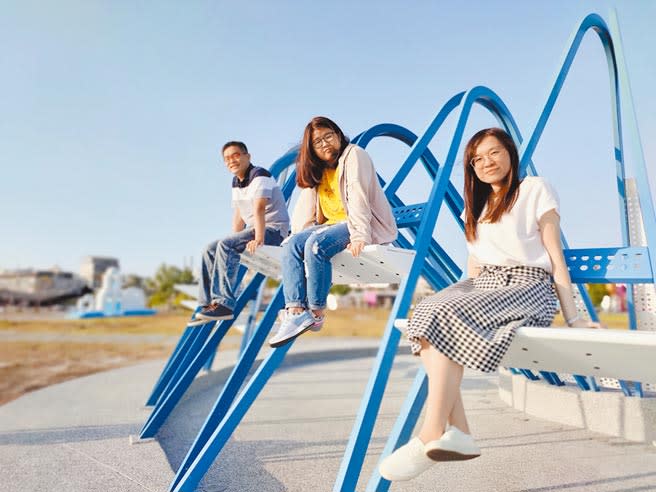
[0,268,90,306]
[80,256,120,289]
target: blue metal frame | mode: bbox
[151,9,655,492]
[145,324,195,406]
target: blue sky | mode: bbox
[2,0,655,278]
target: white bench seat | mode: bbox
[240,244,415,285]
[393,319,656,383]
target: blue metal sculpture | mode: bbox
[141,10,654,492]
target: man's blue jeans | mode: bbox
[281,222,351,310]
[199,227,284,309]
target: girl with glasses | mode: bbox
[268,116,398,347]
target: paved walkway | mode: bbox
[1,336,655,492]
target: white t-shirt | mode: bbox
[231,166,290,236]
[465,176,560,272]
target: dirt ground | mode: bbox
[0,340,175,405]
[0,313,193,406]
[0,309,391,406]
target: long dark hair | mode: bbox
[463,128,521,242]
[296,116,350,188]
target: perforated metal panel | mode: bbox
[572,287,592,321]
[500,327,656,382]
[565,247,652,283]
[627,178,656,332]
[239,246,283,280]
[240,244,415,285]
[392,203,426,228]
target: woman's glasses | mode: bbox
[312,131,336,149]
[470,147,503,169]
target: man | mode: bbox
[191,141,290,325]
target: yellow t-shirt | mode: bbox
[318,167,347,224]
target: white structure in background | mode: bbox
[74,267,152,317]
[95,267,123,315]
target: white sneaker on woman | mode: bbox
[378,437,435,482]
[424,426,481,461]
[268,310,316,348]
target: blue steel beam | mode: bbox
[146,267,248,412]
[171,339,295,492]
[169,287,285,491]
[145,325,195,406]
[151,322,216,408]
[334,85,497,492]
[139,273,266,439]
[366,369,428,492]
[608,8,656,317]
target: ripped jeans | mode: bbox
[281,222,351,310]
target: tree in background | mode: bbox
[122,273,146,290]
[330,284,352,296]
[146,264,194,308]
[586,283,608,307]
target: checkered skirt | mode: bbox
[406,265,558,372]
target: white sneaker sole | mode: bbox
[196,314,234,321]
[425,447,480,461]
[187,318,214,327]
[269,319,315,348]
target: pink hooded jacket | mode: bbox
[291,144,398,245]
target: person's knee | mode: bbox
[203,240,219,256]
[217,238,229,251]
[418,337,431,351]
[304,232,324,258]
[284,234,306,257]
[218,231,246,251]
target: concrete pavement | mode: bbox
[1,336,655,492]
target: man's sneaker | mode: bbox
[310,313,325,332]
[197,303,234,321]
[268,310,315,348]
[187,309,212,327]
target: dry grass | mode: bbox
[0,340,173,406]
[0,309,630,406]
[0,312,191,335]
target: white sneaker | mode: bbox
[268,310,315,348]
[378,437,435,482]
[424,426,481,461]
[310,313,324,332]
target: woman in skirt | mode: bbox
[379,127,598,482]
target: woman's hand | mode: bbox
[347,240,366,257]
